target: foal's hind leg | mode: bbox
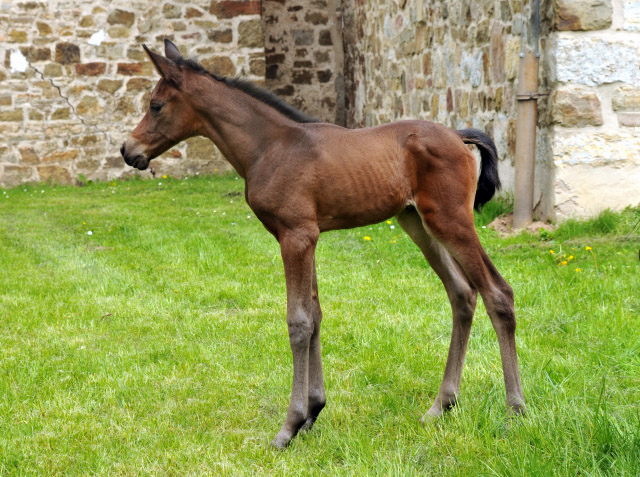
[415,202,526,415]
[397,207,478,420]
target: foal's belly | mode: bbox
[314,159,411,231]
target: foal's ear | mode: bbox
[143,44,182,88]
[164,38,183,62]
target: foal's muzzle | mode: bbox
[120,142,150,170]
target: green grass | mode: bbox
[1,175,639,475]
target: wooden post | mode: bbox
[513,51,539,229]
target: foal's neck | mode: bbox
[194,77,303,179]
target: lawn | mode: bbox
[1,174,639,475]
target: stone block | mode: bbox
[75,62,106,76]
[97,79,123,94]
[108,26,132,39]
[552,86,604,127]
[79,15,94,28]
[317,70,332,83]
[617,112,640,127]
[293,30,314,46]
[555,38,640,86]
[186,136,216,160]
[127,78,153,91]
[44,63,63,77]
[2,165,34,187]
[238,19,263,48]
[117,62,153,76]
[20,46,50,62]
[210,1,261,18]
[28,109,45,120]
[186,7,204,18]
[9,30,28,43]
[19,147,39,165]
[55,43,81,64]
[555,0,612,31]
[107,9,135,27]
[292,70,313,84]
[201,56,236,76]
[612,86,640,111]
[624,0,640,30]
[0,110,24,122]
[490,23,505,83]
[208,29,233,43]
[42,149,79,162]
[319,30,332,46]
[249,57,265,76]
[37,21,52,35]
[163,3,181,19]
[37,165,72,184]
[305,11,328,25]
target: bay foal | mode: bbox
[121,40,525,449]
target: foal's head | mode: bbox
[121,40,202,170]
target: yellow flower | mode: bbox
[386,220,392,225]
[162,175,167,179]
[363,236,371,241]
[575,268,582,272]
[560,260,568,266]
[549,250,555,254]
[568,255,574,260]
[585,246,592,251]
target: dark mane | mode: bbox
[176,57,319,124]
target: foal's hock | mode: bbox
[121,39,526,449]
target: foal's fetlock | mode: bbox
[300,398,325,433]
[422,391,459,424]
[506,397,526,417]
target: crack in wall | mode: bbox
[29,64,89,128]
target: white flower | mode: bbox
[87,231,93,236]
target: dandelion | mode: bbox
[386,220,392,225]
[575,268,582,272]
[363,236,371,241]
[585,246,592,251]
[560,260,567,266]
[568,255,574,261]
[82,222,86,225]
[549,250,555,254]
[162,175,167,179]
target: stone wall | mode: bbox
[2,0,639,220]
[550,0,640,218]
[0,0,265,187]
[261,0,345,124]
[341,0,555,219]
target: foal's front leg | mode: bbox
[271,227,319,449]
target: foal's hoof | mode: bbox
[270,433,292,450]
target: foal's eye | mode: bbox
[150,103,164,113]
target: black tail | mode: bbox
[456,129,501,211]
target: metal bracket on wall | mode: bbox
[516,92,549,101]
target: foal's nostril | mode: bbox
[120,144,126,157]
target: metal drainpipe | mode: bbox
[513,0,545,229]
